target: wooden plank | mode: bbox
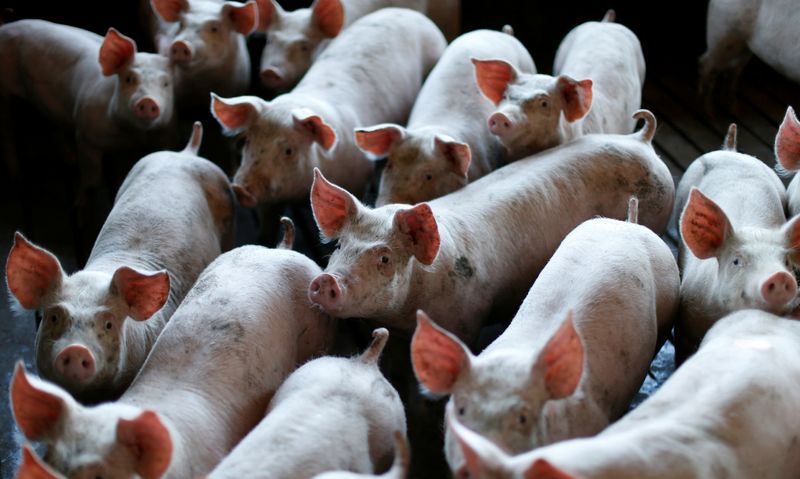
[746,58,800,113]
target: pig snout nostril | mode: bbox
[769,283,776,292]
[503,121,510,128]
[329,289,337,299]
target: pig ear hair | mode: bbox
[394,204,440,266]
[223,1,259,35]
[6,232,64,311]
[434,135,472,178]
[183,121,203,155]
[111,267,170,321]
[411,310,471,396]
[472,58,518,105]
[524,458,575,479]
[292,109,337,151]
[311,0,344,38]
[679,187,733,260]
[446,402,508,477]
[255,0,283,31]
[310,168,359,240]
[722,123,737,152]
[99,28,137,77]
[11,361,70,441]
[116,411,173,479]
[150,0,189,22]
[532,311,584,400]
[775,106,800,175]
[210,94,260,135]
[359,328,389,365]
[354,124,405,158]
[19,444,63,479]
[557,75,593,122]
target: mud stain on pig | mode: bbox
[211,320,245,344]
[451,256,474,279]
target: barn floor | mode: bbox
[1,57,799,477]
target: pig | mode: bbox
[308,110,673,344]
[355,28,536,206]
[10,241,336,478]
[473,11,645,160]
[148,0,258,107]
[5,122,235,401]
[255,0,459,92]
[0,20,176,186]
[411,199,679,473]
[212,8,445,209]
[775,106,800,217]
[207,328,405,479]
[310,432,410,479]
[674,122,800,362]
[700,0,800,104]
[446,308,800,479]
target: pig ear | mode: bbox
[111,267,170,321]
[311,0,344,38]
[10,362,69,441]
[255,0,282,30]
[557,75,593,122]
[222,1,258,35]
[6,232,64,310]
[411,310,471,394]
[150,0,189,22]
[524,459,575,479]
[434,135,471,177]
[311,168,359,239]
[354,124,405,158]
[99,28,137,77]
[532,311,584,400]
[116,411,173,479]
[446,403,508,477]
[680,187,733,260]
[19,444,62,479]
[210,94,259,135]
[782,214,800,263]
[292,109,337,151]
[471,58,518,105]
[776,106,800,171]
[394,204,440,265]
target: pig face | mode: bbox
[99,29,176,130]
[411,311,584,460]
[680,188,800,314]
[472,59,592,158]
[256,0,344,91]
[307,170,440,318]
[11,363,173,479]
[211,95,337,207]
[5,233,170,396]
[355,124,472,206]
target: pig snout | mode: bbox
[488,112,514,138]
[761,271,797,308]
[232,183,257,208]
[54,344,96,383]
[134,97,161,121]
[309,273,343,311]
[169,40,193,65]
[260,67,286,90]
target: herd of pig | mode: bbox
[4,0,800,478]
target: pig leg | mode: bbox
[0,93,19,179]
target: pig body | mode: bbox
[309,110,673,344]
[356,29,536,206]
[213,8,446,208]
[0,19,176,185]
[5,125,234,400]
[11,245,336,478]
[448,309,800,479]
[208,329,405,479]
[476,14,644,160]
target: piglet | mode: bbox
[355,28,535,206]
[310,432,410,479]
[212,8,445,209]
[207,328,405,479]
[675,122,800,362]
[474,11,644,160]
[775,106,800,216]
[5,123,234,401]
[11,240,335,478]
[411,199,679,473]
[447,309,800,479]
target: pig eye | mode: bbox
[299,42,310,53]
[540,99,549,108]
[210,24,220,33]
[50,314,58,324]
[458,407,465,416]
[425,174,433,181]
[105,321,113,331]
[125,75,133,84]
[733,258,740,266]
[284,147,294,156]
[163,80,169,88]
[380,255,389,264]
[518,413,527,425]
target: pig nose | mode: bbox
[761,271,797,307]
[488,112,514,137]
[260,67,285,89]
[134,97,161,120]
[309,273,342,311]
[54,344,96,383]
[232,183,257,208]
[169,40,192,64]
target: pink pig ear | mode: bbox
[776,106,800,171]
[293,109,337,151]
[6,232,64,310]
[524,458,575,479]
[532,311,584,400]
[11,362,68,441]
[434,135,472,177]
[18,444,63,479]
[210,94,259,135]
[111,267,170,321]
[472,58,518,105]
[782,214,800,263]
[354,124,405,158]
[557,75,593,122]
[411,310,471,394]
[222,1,258,35]
[255,0,282,31]
[99,28,137,76]
[311,0,344,38]
[680,187,733,260]
[116,411,173,479]
[394,204,440,265]
[310,168,359,239]
[150,0,189,22]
